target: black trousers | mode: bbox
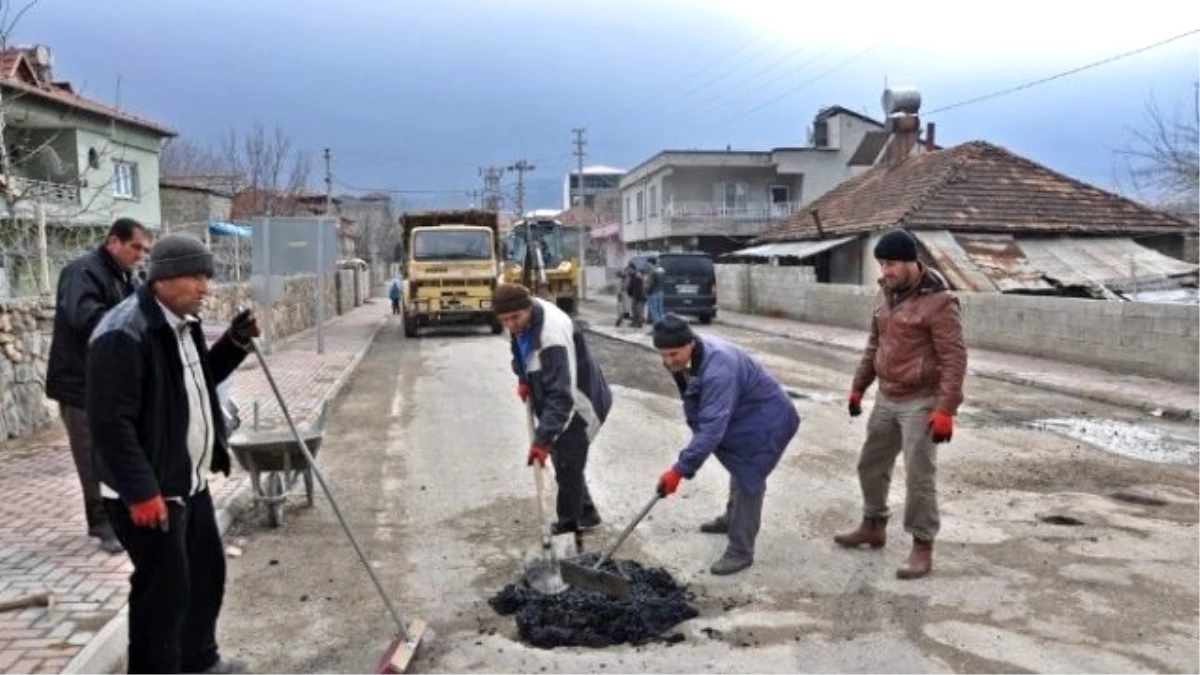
[105,489,226,674]
[61,405,113,537]
[549,416,597,527]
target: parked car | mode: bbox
[658,252,717,324]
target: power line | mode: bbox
[926,28,1200,116]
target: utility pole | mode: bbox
[507,159,534,220]
[317,147,331,354]
[572,127,588,302]
[478,166,504,212]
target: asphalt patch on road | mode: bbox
[488,555,698,649]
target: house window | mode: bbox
[649,186,658,217]
[713,181,748,211]
[113,161,139,199]
[636,191,644,221]
[625,196,631,224]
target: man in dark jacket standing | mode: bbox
[494,283,612,536]
[45,217,149,554]
[653,314,800,575]
[834,228,967,580]
[87,234,258,674]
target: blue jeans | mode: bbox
[648,292,664,324]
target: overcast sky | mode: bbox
[14,0,1199,210]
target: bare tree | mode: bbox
[160,137,230,178]
[1118,83,1200,214]
[223,122,312,217]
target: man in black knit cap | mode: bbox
[652,314,799,575]
[493,282,612,537]
[88,233,258,673]
[834,228,967,580]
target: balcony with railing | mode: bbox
[660,200,800,237]
[9,176,82,205]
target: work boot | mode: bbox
[709,554,752,576]
[833,516,888,549]
[698,514,728,534]
[896,539,933,580]
[98,534,124,555]
[550,511,601,536]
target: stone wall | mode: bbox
[0,296,56,439]
[207,273,338,343]
[716,264,1200,382]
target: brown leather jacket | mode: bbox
[852,266,967,414]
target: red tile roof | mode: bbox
[0,48,176,137]
[757,141,1192,242]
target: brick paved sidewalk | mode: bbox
[0,301,387,674]
[582,295,1199,419]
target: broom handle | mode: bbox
[250,339,411,641]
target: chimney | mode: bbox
[881,87,922,165]
[925,122,937,151]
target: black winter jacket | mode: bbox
[45,248,135,408]
[86,285,248,505]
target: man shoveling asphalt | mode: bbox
[834,228,967,580]
[652,314,800,575]
[494,283,613,536]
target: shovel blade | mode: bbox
[560,559,631,599]
[523,554,567,595]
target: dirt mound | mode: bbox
[489,556,698,648]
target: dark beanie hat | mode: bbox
[493,283,533,314]
[653,314,695,349]
[148,234,214,282]
[873,229,918,262]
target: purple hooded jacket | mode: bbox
[672,335,800,495]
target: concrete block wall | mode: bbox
[716,264,1200,382]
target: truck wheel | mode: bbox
[557,297,577,316]
[490,319,503,335]
[699,313,713,325]
[403,316,419,338]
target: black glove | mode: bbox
[229,308,260,347]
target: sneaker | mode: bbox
[709,554,753,576]
[698,515,728,534]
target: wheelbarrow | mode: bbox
[228,400,329,528]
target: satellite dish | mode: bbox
[32,45,52,67]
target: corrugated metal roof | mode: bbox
[1017,236,1198,291]
[725,235,858,259]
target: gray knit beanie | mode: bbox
[653,314,695,349]
[148,234,214,282]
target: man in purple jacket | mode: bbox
[653,314,800,575]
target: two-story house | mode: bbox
[618,106,885,256]
[1,45,175,294]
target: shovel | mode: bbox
[560,491,662,599]
[522,401,568,594]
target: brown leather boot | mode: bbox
[833,516,888,549]
[896,538,933,579]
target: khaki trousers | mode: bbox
[857,393,940,542]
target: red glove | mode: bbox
[848,390,863,417]
[517,381,531,403]
[928,410,954,443]
[129,495,167,529]
[527,443,549,468]
[657,468,683,497]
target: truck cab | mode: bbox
[400,210,503,338]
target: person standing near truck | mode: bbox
[645,256,665,325]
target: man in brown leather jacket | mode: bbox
[834,228,967,579]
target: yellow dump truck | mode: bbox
[399,209,502,338]
[500,217,582,315]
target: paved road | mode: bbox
[217,314,1199,673]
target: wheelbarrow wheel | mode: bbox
[266,472,284,528]
[303,467,314,507]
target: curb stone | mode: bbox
[63,313,386,675]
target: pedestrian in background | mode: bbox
[45,217,150,554]
[834,228,967,580]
